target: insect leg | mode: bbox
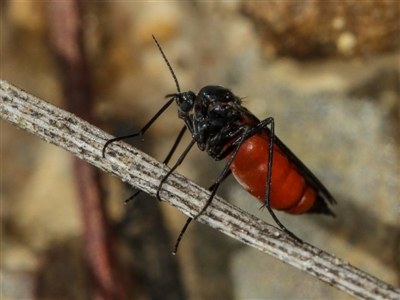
[173,169,233,254]
[173,218,191,255]
[163,126,187,165]
[216,117,302,241]
[173,128,251,254]
[192,127,252,222]
[205,169,232,193]
[156,138,196,201]
[256,117,302,242]
[102,97,175,158]
[124,126,187,204]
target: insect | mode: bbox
[103,35,336,254]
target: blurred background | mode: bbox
[1,1,399,299]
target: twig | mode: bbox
[1,79,399,300]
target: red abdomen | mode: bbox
[227,132,317,214]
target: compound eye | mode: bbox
[177,91,195,113]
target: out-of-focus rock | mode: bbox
[242,1,400,59]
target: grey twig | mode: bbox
[1,79,399,300]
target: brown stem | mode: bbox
[46,1,127,299]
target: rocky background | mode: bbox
[2,1,399,299]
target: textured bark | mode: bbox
[1,79,399,300]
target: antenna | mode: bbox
[152,35,181,94]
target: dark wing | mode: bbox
[272,133,337,217]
